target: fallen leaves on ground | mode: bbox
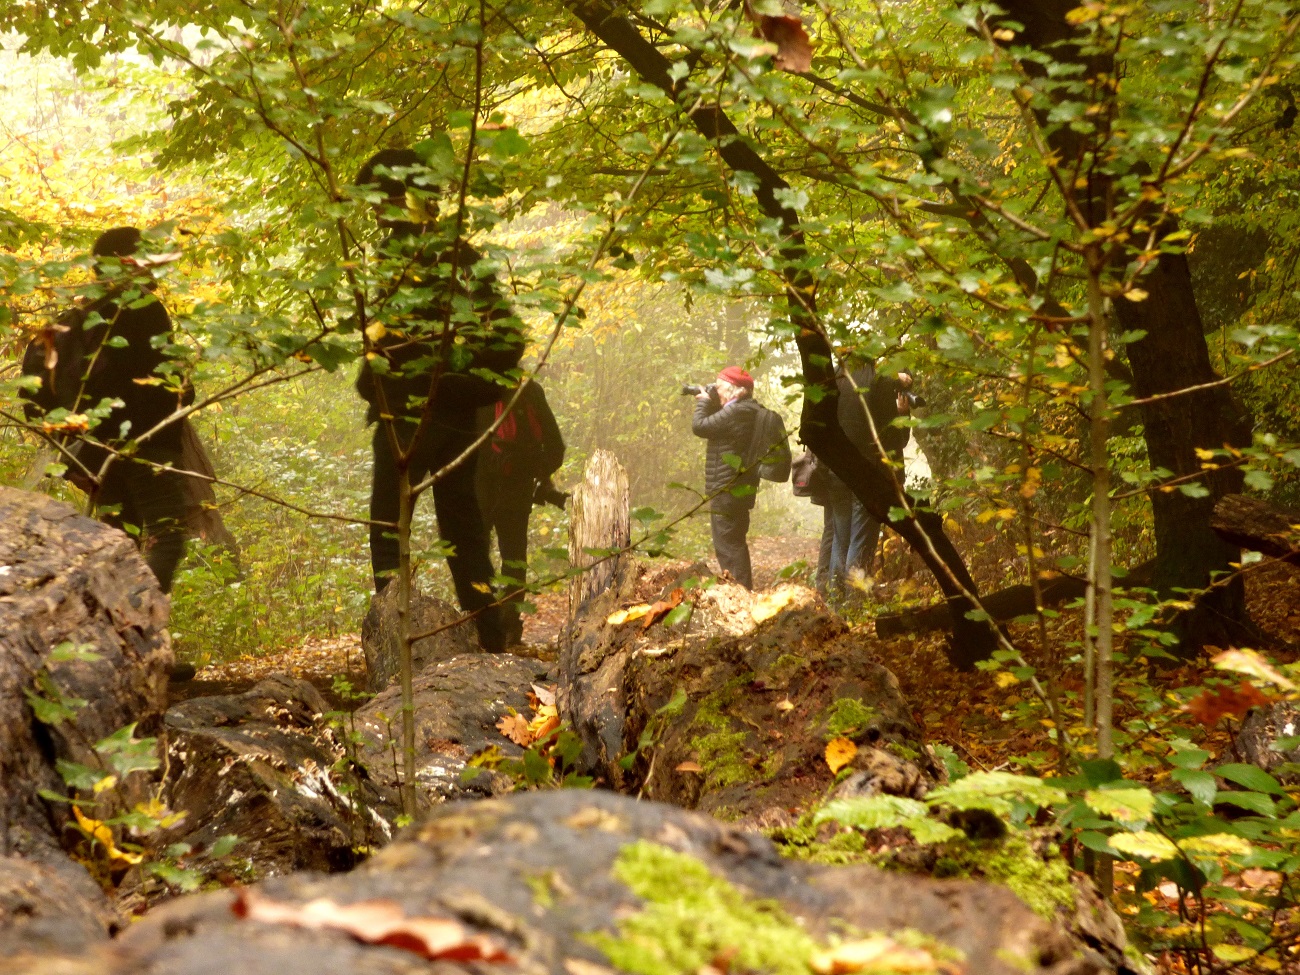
[825,737,858,775]
[641,587,684,631]
[496,712,533,746]
[231,890,511,962]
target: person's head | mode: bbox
[716,366,753,403]
[355,148,439,229]
[91,227,153,284]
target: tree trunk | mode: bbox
[994,0,1255,652]
[568,448,631,621]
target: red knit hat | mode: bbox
[717,366,754,389]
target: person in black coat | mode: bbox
[819,362,916,593]
[692,365,763,589]
[476,377,566,646]
[354,148,525,652]
[21,227,191,592]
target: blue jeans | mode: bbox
[827,485,883,591]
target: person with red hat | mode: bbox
[691,365,762,588]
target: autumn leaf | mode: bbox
[527,703,561,742]
[72,805,143,865]
[675,760,704,773]
[751,587,797,623]
[530,683,557,708]
[1185,682,1272,728]
[641,588,684,631]
[825,737,857,775]
[1212,648,1296,691]
[607,604,653,626]
[231,890,511,962]
[743,2,814,73]
[810,935,937,974]
[496,711,533,746]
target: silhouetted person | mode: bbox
[476,378,566,646]
[354,148,524,652]
[692,366,762,589]
[21,227,191,592]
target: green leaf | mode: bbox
[925,771,1066,816]
[663,602,693,627]
[209,834,241,858]
[1172,768,1217,806]
[1109,831,1180,862]
[815,795,927,830]
[1216,791,1276,816]
[1216,763,1285,795]
[1084,787,1155,824]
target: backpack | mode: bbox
[486,398,546,478]
[791,450,825,499]
[746,405,791,483]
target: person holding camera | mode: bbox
[690,366,764,589]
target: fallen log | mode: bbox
[1211,493,1300,565]
[874,560,1156,638]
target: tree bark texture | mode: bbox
[568,448,631,621]
[0,487,171,954]
[1211,493,1300,565]
[0,486,172,845]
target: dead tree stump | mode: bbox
[568,449,631,622]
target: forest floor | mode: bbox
[186,533,1300,973]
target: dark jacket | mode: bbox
[356,231,524,425]
[834,369,910,461]
[21,288,189,452]
[476,380,565,482]
[693,394,762,508]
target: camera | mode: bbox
[533,480,570,510]
[902,391,926,410]
[680,383,716,397]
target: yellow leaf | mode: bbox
[606,604,652,626]
[825,737,858,775]
[810,936,936,974]
[775,698,795,712]
[751,588,797,624]
[92,775,118,794]
[72,806,143,865]
[1123,288,1149,302]
[606,609,630,626]
[364,321,387,342]
[1212,648,1296,691]
[995,671,1020,688]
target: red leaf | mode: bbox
[232,890,511,963]
[1185,682,1272,728]
[641,587,684,631]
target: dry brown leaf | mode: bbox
[641,588,685,631]
[531,683,557,708]
[231,890,510,962]
[743,2,814,73]
[675,761,704,773]
[810,936,936,974]
[825,737,858,775]
[496,712,533,746]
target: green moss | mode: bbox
[821,698,876,740]
[945,835,1075,920]
[761,751,784,779]
[767,819,870,866]
[687,678,759,790]
[587,840,819,975]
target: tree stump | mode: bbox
[567,449,630,621]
